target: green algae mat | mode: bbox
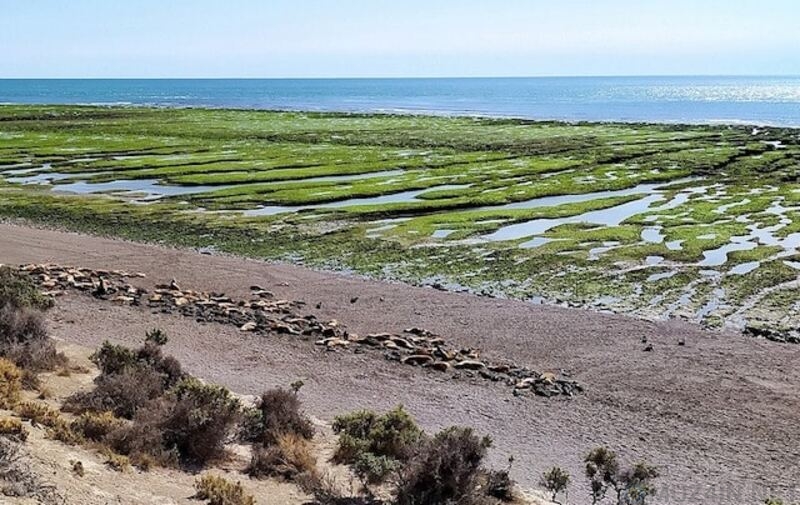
[2,105,799,336]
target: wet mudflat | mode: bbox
[1,105,800,332]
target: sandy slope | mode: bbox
[1,222,799,504]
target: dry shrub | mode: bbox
[0,417,28,442]
[395,426,492,505]
[485,469,515,501]
[64,339,184,419]
[0,267,62,375]
[64,366,166,419]
[104,453,131,473]
[15,401,62,428]
[0,437,61,502]
[154,378,241,464]
[0,305,64,374]
[297,471,382,505]
[0,358,22,409]
[245,388,314,446]
[194,474,256,505]
[129,451,158,471]
[70,411,125,442]
[109,378,241,466]
[104,412,178,467]
[248,433,316,480]
[48,422,84,446]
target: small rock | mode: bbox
[240,322,257,332]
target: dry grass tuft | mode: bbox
[0,417,28,442]
[247,433,317,480]
[0,358,22,409]
[194,474,256,505]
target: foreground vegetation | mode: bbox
[1,105,800,332]
[0,264,661,504]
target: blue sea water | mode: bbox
[1,76,800,126]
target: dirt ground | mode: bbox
[1,222,799,505]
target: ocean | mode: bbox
[1,76,800,126]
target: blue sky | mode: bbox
[3,0,799,78]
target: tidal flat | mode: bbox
[1,105,799,334]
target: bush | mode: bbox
[145,328,168,346]
[64,365,168,419]
[585,447,659,505]
[585,446,619,504]
[105,413,178,467]
[0,417,28,441]
[395,426,492,505]
[104,453,131,473]
[157,378,241,464]
[65,338,184,419]
[245,388,314,446]
[0,267,52,311]
[247,433,316,480]
[0,304,63,374]
[70,411,125,442]
[48,422,84,446]
[0,268,62,374]
[15,401,62,428]
[541,466,570,502]
[194,474,256,505]
[486,469,514,501]
[0,358,22,409]
[297,471,384,505]
[352,451,398,485]
[617,462,659,505]
[92,340,183,387]
[333,406,422,467]
[111,378,241,466]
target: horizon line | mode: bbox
[1,74,799,80]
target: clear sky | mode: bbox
[3,0,799,78]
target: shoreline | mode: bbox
[3,101,799,129]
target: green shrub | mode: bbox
[0,267,52,311]
[161,378,241,463]
[585,447,659,505]
[144,328,168,346]
[541,466,570,502]
[351,451,398,485]
[333,406,422,466]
